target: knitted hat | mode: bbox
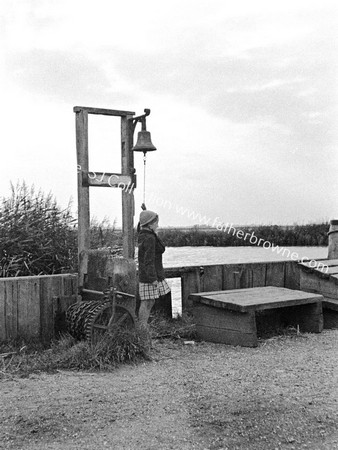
[139,210,158,227]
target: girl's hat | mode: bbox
[139,210,158,226]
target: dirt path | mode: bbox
[1,330,338,450]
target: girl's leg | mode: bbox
[138,298,156,327]
[153,291,172,318]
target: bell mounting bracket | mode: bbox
[129,109,151,133]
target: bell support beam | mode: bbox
[73,106,135,117]
[74,106,137,289]
[75,109,90,289]
[121,115,135,259]
[81,171,136,189]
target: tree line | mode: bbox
[157,223,329,247]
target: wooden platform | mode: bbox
[189,286,324,347]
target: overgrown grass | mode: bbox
[0,182,122,277]
[149,313,197,340]
[0,314,197,379]
[0,326,151,379]
[90,216,122,254]
[0,182,77,276]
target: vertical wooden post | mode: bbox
[121,115,135,259]
[181,269,201,311]
[75,110,90,288]
[328,220,338,259]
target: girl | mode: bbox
[137,209,171,326]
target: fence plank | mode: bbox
[285,262,301,290]
[63,274,78,300]
[266,262,285,287]
[5,280,18,339]
[223,263,267,290]
[0,275,78,342]
[223,265,241,290]
[201,265,223,292]
[182,269,200,310]
[251,263,267,287]
[18,278,40,338]
[39,275,69,341]
[40,277,52,341]
[0,280,6,340]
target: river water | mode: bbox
[162,246,327,315]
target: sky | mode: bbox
[1,0,337,227]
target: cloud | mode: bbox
[112,38,336,136]
[5,49,131,104]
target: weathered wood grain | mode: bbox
[121,115,135,259]
[223,264,257,289]
[266,261,285,287]
[82,171,133,188]
[18,278,40,338]
[201,265,223,292]
[0,280,5,340]
[164,266,200,278]
[193,303,257,347]
[76,109,90,287]
[0,275,77,342]
[300,271,338,299]
[285,261,301,290]
[190,286,323,347]
[182,269,200,310]
[5,279,18,339]
[190,286,323,312]
[73,106,135,116]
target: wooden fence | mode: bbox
[164,260,300,310]
[0,260,300,342]
[0,274,78,342]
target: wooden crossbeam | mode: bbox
[73,106,135,116]
[81,171,135,189]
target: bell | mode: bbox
[132,131,157,153]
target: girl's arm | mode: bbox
[143,235,157,282]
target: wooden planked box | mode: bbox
[190,286,324,347]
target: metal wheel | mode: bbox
[85,303,135,343]
[66,288,136,343]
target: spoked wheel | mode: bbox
[66,288,136,344]
[85,302,135,344]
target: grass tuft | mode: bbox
[149,313,197,340]
[0,315,197,379]
[0,328,151,379]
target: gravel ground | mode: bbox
[1,329,338,450]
